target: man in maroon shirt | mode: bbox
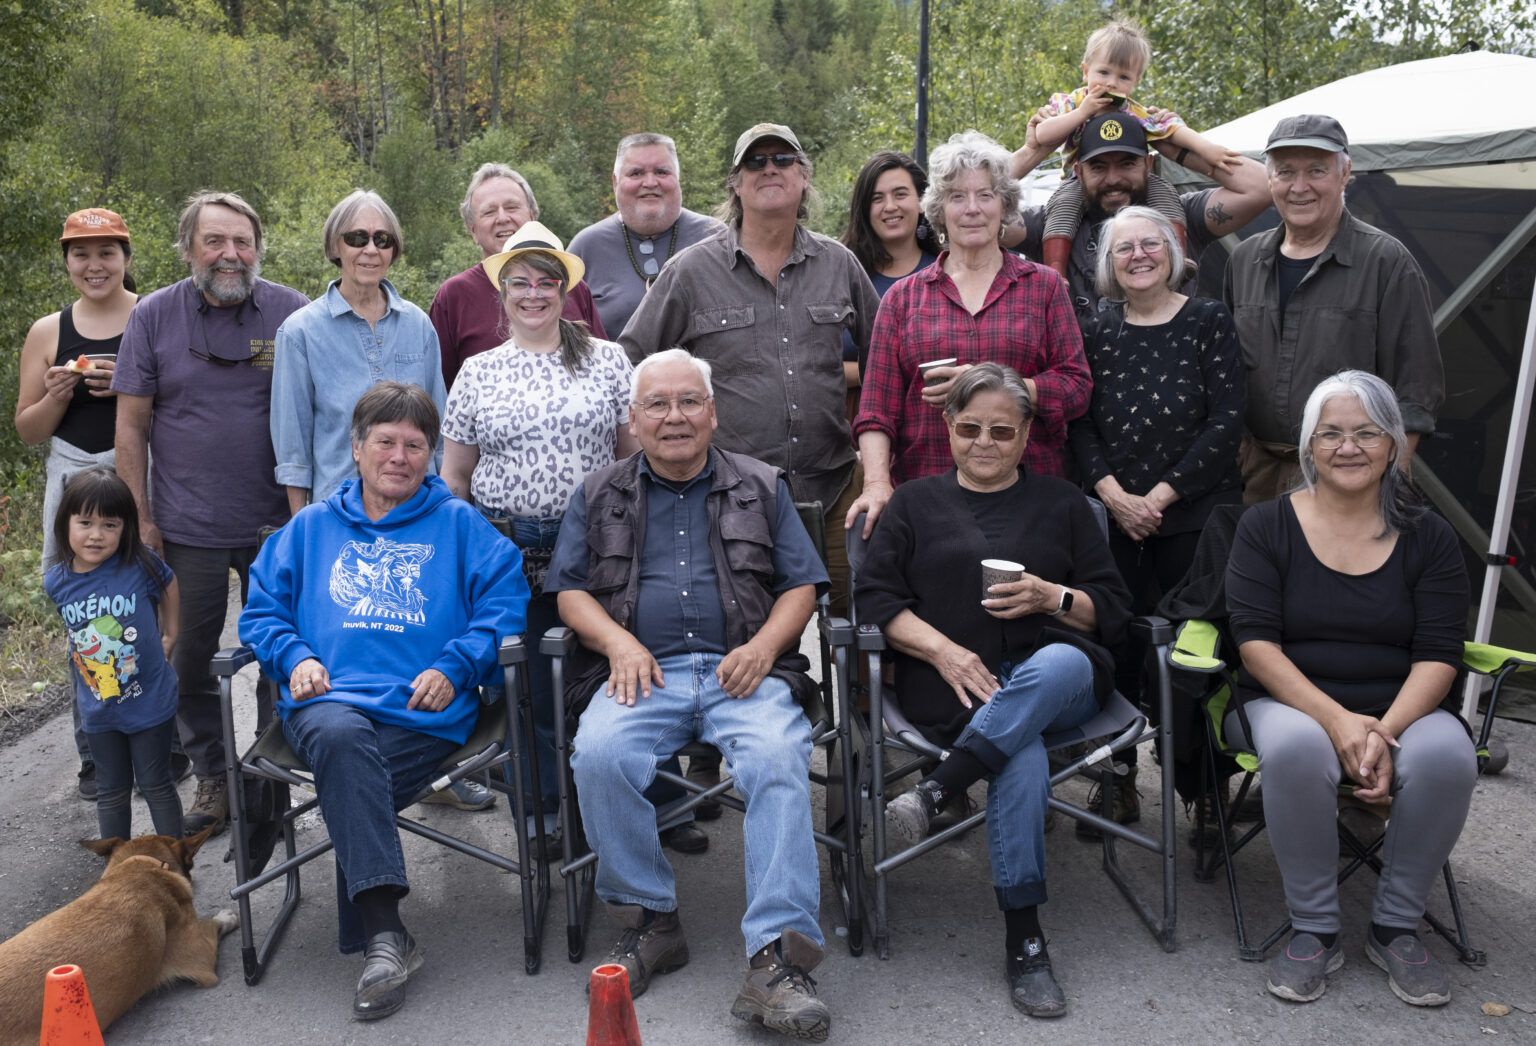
[430,163,607,389]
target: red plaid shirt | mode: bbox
[853,251,1089,483]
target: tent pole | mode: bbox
[1433,207,1536,334]
[1462,265,1536,720]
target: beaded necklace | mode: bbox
[621,220,681,288]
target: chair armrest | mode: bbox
[1130,615,1172,645]
[1463,641,1536,677]
[856,622,886,653]
[498,635,527,666]
[211,646,257,677]
[820,614,854,647]
[540,625,576,658]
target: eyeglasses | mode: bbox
[503,277,564,298]
[951,421,1021,442]
[742,153,799,172]
[636,394,711,419]
[364,435,431,456]
[1311,428,1387,450]
[1110,237,1166,258]
[340,229,398,251]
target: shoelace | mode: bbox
[610,927,643,960]
[765,963,818,993]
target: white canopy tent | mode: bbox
[1167,51,1536,718]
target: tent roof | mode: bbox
[1169,51,1536,178]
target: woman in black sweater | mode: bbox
[856,363,1130,1020]
[1226,370,1471,1007]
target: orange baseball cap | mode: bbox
[60,208,131,244]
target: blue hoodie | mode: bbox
[240,474,529,744]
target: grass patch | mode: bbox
[0,620,65,719]
[0,489,63,719]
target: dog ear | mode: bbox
[80,837,121,858]
[175,825,216,868]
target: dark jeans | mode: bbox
[162,541,274,779]
[283,700,458,953]
[87,716,182,839]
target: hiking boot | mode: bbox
[1266,931,1344,1002]
[1186,784,1233,851]
[184,776,229,837]
[599,906,688,999]
[731,929,830,1042]
[1367,931,1450,1006]
[77,762,97,801]
[420,778,495,810]
[1007,936,1066,1017]
[1076,765,1140,839]
[885,780,943,844]
[661,822,709,854]
[686,755,723,821]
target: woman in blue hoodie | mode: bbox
[241,381,528,1021]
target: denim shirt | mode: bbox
[270,278,447,500]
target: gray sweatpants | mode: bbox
[1226,698,1475,934]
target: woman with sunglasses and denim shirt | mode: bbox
[1066,205,1244,833]
[857,363,1131,1019]
[439,221,647,849]
[1225,370,1472,1007]
[270,189,447,518]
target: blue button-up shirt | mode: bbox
[547,456,826,660]
[270,278,446,500]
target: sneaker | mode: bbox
[600,906,689,999]
[183,777,229,837]
[77,763,97,801]
[730,929,830,1042]
[1076,765,1140,839]
[420,778,495,811]
[1367,931,1450,1006]
[1007,936,1066,1017]
[1266,931,1344,1002]
[660,822,709,854]
[885,780,942,844]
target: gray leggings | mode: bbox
[1226,699,1476,934]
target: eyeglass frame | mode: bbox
[502,276,565,299]
[1310,427,1389,451]
[633,394,713,419]
[1109,237,1167,258]
[340,229,399,251]
[949,420,1022,443]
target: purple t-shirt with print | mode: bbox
[113,277,308,548]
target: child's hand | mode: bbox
[161,634,177,660]
[1202,144,1245,175]
[1081,83,1117,115]
[1146,106,1185,127]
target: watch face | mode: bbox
[1060,588,1074,612]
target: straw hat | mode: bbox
[479,220,585,289]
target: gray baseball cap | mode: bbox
[1266,114,1349,153]
[731,123,803,168]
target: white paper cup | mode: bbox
[981,558,1025,600]
[919,358,959,386]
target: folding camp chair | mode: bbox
[1169,618,1534,965]
[544,501,865,962]
[843,501,1179,960]
[213,635,551,983]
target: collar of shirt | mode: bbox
[1257,208,1361,273]
[722,221,821,273]
[919,248,1036,315]
[638,452,716,495]
[322,277,403,319]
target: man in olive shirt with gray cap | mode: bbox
[1224,114,1443,502]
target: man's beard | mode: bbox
[193,257,259,305]
[1084,182,1149,224]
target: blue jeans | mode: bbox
[87,716,182,840]
[571,653,821,956]
[283,700,459,953]
[954,644,1098,910]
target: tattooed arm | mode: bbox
[1201,153,1270,238]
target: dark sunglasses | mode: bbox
[340,229,398,251]
[742,152,799,172]
[951,421,1022,442]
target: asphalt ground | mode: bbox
[1,578,1532,1044]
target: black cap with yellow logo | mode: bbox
[1078,112,1149,162]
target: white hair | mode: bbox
[630,347,713,402]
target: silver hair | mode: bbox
[1297,369,1425,534]
[630,347,714,403]
[922,130,1022,240]
[1093,205,1187,297]
[176,189,265,260]
[459,163,539,227]
[614,133,680,179]
[322,189,404,266]
[943,362,1035,422]
[1265,148,1351,176]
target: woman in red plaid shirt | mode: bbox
[848,130,1090,538]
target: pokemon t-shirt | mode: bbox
[45,553,178,734]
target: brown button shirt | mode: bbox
[619,223,881,510]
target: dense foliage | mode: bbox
[2,0,1532,524]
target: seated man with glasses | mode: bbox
[545,348,834,1042]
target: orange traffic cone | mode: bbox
[585,963,643,1046]
[40,964,105,1046]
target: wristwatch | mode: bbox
[1048,586,1074,618]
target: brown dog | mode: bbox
[0,828,239,1045]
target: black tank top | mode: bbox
[51,304,120,453]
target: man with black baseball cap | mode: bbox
[1223,114,1442,503]
[1009,110,1269,323]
